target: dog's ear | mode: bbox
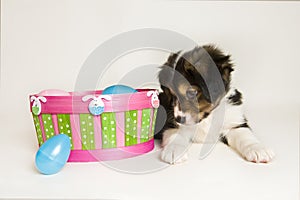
[203,45,234,91]
[165,51,181,67]
[178,46,229,104]
[158,52,181,89]
[201,45,233,72]
[159,85,173,105]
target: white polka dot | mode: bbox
[147,125,149,128]
[147,119,150,122]
[126,132,129,135]
[44,121,47,124]
[126,138,129,141]
[83,135,87,138]
[112,135,115,138]
[141,129,144,132]
[60,126,63,129]
[104,141,107,144]
[48,117,51,120]
[67,130,71,133]
[46,135,49,138]
[133,127,136,130]
[110,121,114,124]
[91,140,94,143]
[127,118,130,122]
[126,124,129,128]
[69,137,72,140]
[50,125,53,128]
[88,116,92,119]
[45,129,48,132]
[82,121,86,125]
[133,120,137,123]
[111,128,115,131]
[111,141,115,144]
[133,135,136,138]
[142,122,145,124]
[103,117,107,120]
[133,113,136,116]
[104,127,107,130]
[59,118,62,122]
[66,124,69,128]
[83,128,86,131]
[83,141,86,144]
[143,114,146,117]
[104,135,107,138]
[89,123,92,126]
[51,133,54,136]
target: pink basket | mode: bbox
[29,89,159,162]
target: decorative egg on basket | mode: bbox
[102,84,137,95]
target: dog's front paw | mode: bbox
[242,143,275,163]
[161,144,188,164]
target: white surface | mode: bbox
[0,1,299,199]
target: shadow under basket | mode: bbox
[29,89,159,162]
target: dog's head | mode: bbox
[158,45,233,125]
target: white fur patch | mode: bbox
[174,104,183,118]
[161,87,275,164]
[226,127,275,163]
[161,128,190,164]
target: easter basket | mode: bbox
[29,89,159,162]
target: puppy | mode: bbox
[154,45,274,164]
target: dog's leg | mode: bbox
[160,128,191,164]
[221,88,274,163]
[225,127,274,163]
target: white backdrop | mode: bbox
[1,1,299,199]
[1,0,299,109]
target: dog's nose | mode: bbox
[175,116,186,124]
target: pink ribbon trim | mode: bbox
[68,139,154,162]
[30,90,155,114]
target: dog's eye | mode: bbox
[186,88,198,99]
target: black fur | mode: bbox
[228,89,243,105]
[154,91,179,140]
[233,117,251,130]
[203,112,210,119]
[219,134,229,145]
[233,122,250,129]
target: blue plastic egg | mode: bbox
[35,134,71,175]
[102,84,137,95]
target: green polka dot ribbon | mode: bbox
[125,110,138,146]
[150,109,157,139]
[79,114,95,150]
[101,112,117,149]
[33,108,158,150]
[41,114,55,140]
[33,114,44,146]
[140,109,151,143]
[57,114,74,149]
